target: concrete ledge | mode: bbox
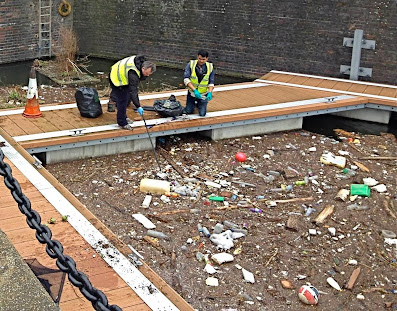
[200,117,303,140]
[46,137,155,164]
[0,230,59,311]
[332,108,391,124]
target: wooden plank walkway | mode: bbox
[0,81,345,150]
[260,70,397,102]
[0,159,150,310]
[0,74,396,154]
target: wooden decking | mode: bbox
[0,76,396,154]
[260,70,397,100]
[0,159,150,310]
[0,81,345,150]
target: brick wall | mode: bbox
[0,0,73,64]
[2,0,397,84]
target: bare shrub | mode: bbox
[53,26,78,77]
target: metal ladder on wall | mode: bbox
[38,0,52,58]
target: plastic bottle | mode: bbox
[202,227,210,237]
[250,207,263,213]
[263,175,275,183]
[203,227,212,237]
[342,168,356,176]
[146,230,170,240]
[197,224,203,235]
[230,228,248,235]
[223,220,239,229]
[213,223,224,234]
[304,207,316,216]
[195,252,205,262]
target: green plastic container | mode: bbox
[350,184,371,197]
[209,196,225,202]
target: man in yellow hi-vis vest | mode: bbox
[109,55,156,130]
[183,50,215,117]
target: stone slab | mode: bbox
[0,230,59,311]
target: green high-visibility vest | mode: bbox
[189,60,213,94]
[110,56,141,86]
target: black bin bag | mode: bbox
[153,95,184,117]
[75,87,103,118]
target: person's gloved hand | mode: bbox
[206,92,213,101]
[193,89,202,99]
[137,107,144,116]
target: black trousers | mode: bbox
[109,80,129,127]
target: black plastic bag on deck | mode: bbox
[75,87,103,118]
[153,95,184,117]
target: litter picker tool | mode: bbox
[141,115,162,172]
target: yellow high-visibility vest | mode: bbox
[189,60,213,94]
[110,56,141,86]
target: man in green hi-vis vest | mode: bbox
[183,49,215,117]
[109,55,156,130]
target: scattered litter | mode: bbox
[335,189,350,201]
[211,253,234,264]
[132,213,156,229]
[140,178,170,194]
[205,181,222,188]
[320,152,346,168]
[381,230,396,239]
[363,177,378,186]
[327,277,342,291]
[241,268,255,283]
[205,277,219,286]
[141,195,152,208]
[298,285,319,305]
[372,184,387,193]
[350,184,371,197]
[146,230,169,240]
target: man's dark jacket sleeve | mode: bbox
[128,70,141,108]
[128,55,147,108]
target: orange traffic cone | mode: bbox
[23,66,42,118]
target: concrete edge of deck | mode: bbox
[23,97,395,164]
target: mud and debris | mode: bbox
[47,128,397,311]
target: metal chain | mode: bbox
[0,149,122,311]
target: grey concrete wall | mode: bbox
[0,0,73,64]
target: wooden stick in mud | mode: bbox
[272,197,314,203]
[158,147,187,178]
[314,205,334,225]
[359,156,397,160]
[346,267,361,290]
[383,199,397,219]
